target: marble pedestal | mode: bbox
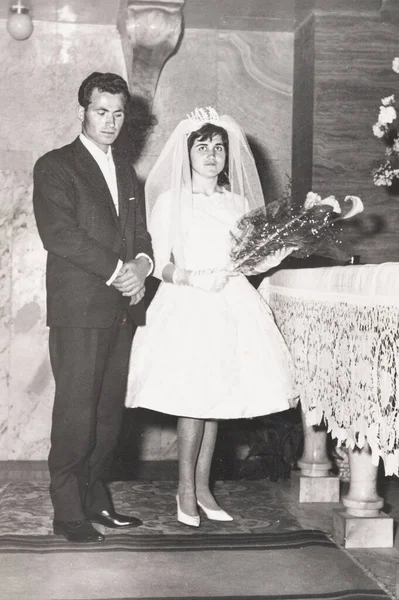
[332,508,393,548]
[291,470,340,503]
[293,413,340,503]
[332,443,394,548]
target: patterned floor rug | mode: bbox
[0,480,300,537]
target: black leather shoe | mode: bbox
[53,519,105,543]
[87,509,142,529]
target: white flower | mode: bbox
[341,196,364,220]
[374,174,388,186]
[378,105,396,125]
[373,162,396,186]
[372,123,385,138]
[381,95,395,106]
[304,192,321,209]
[319,195,341,213]
[304,192,341,213]
[372,58,399,187]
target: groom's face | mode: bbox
[79,88,125,152]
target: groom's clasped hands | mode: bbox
[112,256,150,305]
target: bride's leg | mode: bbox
[177,416,204,516]
[195,419,221,510]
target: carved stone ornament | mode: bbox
[117,0,185,105]
[380,0,399,24]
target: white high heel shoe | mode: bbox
[197,500,233,522]
[176,495,200,527]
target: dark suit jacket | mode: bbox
[33,137,153,328]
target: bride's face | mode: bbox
[189,134,226,181]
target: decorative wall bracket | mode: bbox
[380,0,399,24]
[117,0,185,106]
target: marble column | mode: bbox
[298,411,331,477]
[291,409,340,502]
[333,442,394,548]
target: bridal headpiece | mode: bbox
[187,107,220,127]
[144,108,266,270]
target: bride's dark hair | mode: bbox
[187,123,230,186]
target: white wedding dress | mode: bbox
[125,189,297,419]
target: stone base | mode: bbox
[291,470,340,503]
[332,508,394,548]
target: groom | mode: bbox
[33,72,153,542]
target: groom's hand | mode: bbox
[129,287,146,305]
[112,256,150,296]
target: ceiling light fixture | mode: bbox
[7,1,33,41]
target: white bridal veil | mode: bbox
[145,108,265,274]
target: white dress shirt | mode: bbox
[79,133,153,285]
[80,133,119,213]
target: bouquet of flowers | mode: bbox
[230,192,364,272]
[372,57,399,186]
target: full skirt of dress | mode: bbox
[125,274,297,419]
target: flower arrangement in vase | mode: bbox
[372,57,399,187]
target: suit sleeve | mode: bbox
[33,154,120,281]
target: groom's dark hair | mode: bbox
[78,72,131,109]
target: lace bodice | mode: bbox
[149,189,248,278]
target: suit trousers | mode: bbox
[48,310,134,521]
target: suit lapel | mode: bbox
[72,138,119,228]
[113,150,133,236]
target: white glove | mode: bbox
[242,247,296,276]
[172,267,230,292]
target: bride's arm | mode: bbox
[148,192,174,281]
[148,194,192,285]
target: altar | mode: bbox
[259,263,399,547]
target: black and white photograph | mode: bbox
[1,1,399,599]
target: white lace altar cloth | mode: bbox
[259,263,399,476]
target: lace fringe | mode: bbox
[268,292,399,476]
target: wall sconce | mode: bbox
[7,2,33,41]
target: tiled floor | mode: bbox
[280,476,399,599]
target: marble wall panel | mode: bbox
[0,171,15,458]
[138,28,294,204]
[8,171,52,459]
[0,21,126,158]
[312,13,399,263]
[217,30,293,202]
[183,0,313,31]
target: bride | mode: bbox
[125,109,298,526]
